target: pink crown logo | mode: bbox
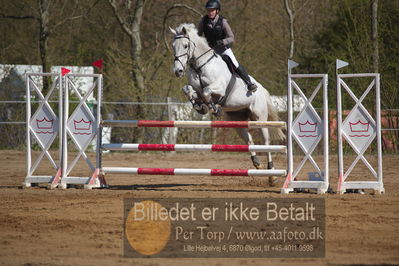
[299,120,317,132]
[36,117,53,129]
[349,120,370,132]
[74,118,92,131]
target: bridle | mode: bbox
[173,34,215,73]
[173,35,195,73]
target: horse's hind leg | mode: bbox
[241,128,266,169]
[260,127,278,187]
[235,127,265,169]
[249,99,280,187]
[225,112,265,169]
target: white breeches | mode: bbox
[222,48,239,68]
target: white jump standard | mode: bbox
[281,60,330,194]
[60,73,106,189]
[336,69,384,194]
[24,73,63,189]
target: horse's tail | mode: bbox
[265,90,286,141]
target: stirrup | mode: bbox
[247,83,257,92]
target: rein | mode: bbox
[173,35,216,74]
[192,48,215,72]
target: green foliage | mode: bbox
[300,0,398,110]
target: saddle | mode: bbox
[216,55,237,107]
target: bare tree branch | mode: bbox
[296,0,310,13]
[53,0,101,30]
[107,0,147,136]
[108,0,133,36]
[284,0,295,59]
[0,13,37,20]
[371,0,379,73]
[162,4,202,51]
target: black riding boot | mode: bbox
[236,65,257,92]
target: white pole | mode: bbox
[58,75,63,178]
[287,73,293,181]
[323,74,329,186]
[61,75,69,187]
[96,76,103,171]
[25,74,32,180]
[167,97,174,145]
[336,74,344,192]
[375,74,383,188]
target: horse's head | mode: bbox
[170,24,196,77]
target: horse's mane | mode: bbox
[174,23,210,50]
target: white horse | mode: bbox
[170,23,285,186]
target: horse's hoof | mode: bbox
[253,163,265,169]
[195,103,209,115]
[269,176,278,187]
[251,155,265,169]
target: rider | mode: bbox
[197,0,258,92]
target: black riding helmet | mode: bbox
[205,0,221,10]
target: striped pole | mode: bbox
[102,143,287,153]
[102,120,286,129]
[102,167,287,176]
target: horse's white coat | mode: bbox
[171,23,285,177]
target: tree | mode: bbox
[107,0,146,141]
[0,0,98,92]
[108,0,146,100]
[371,0,379,73]
[284,0,295,59]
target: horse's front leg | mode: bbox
[203,85,223,117]
[182,85,209,115]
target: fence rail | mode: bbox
[0,101,398,151]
